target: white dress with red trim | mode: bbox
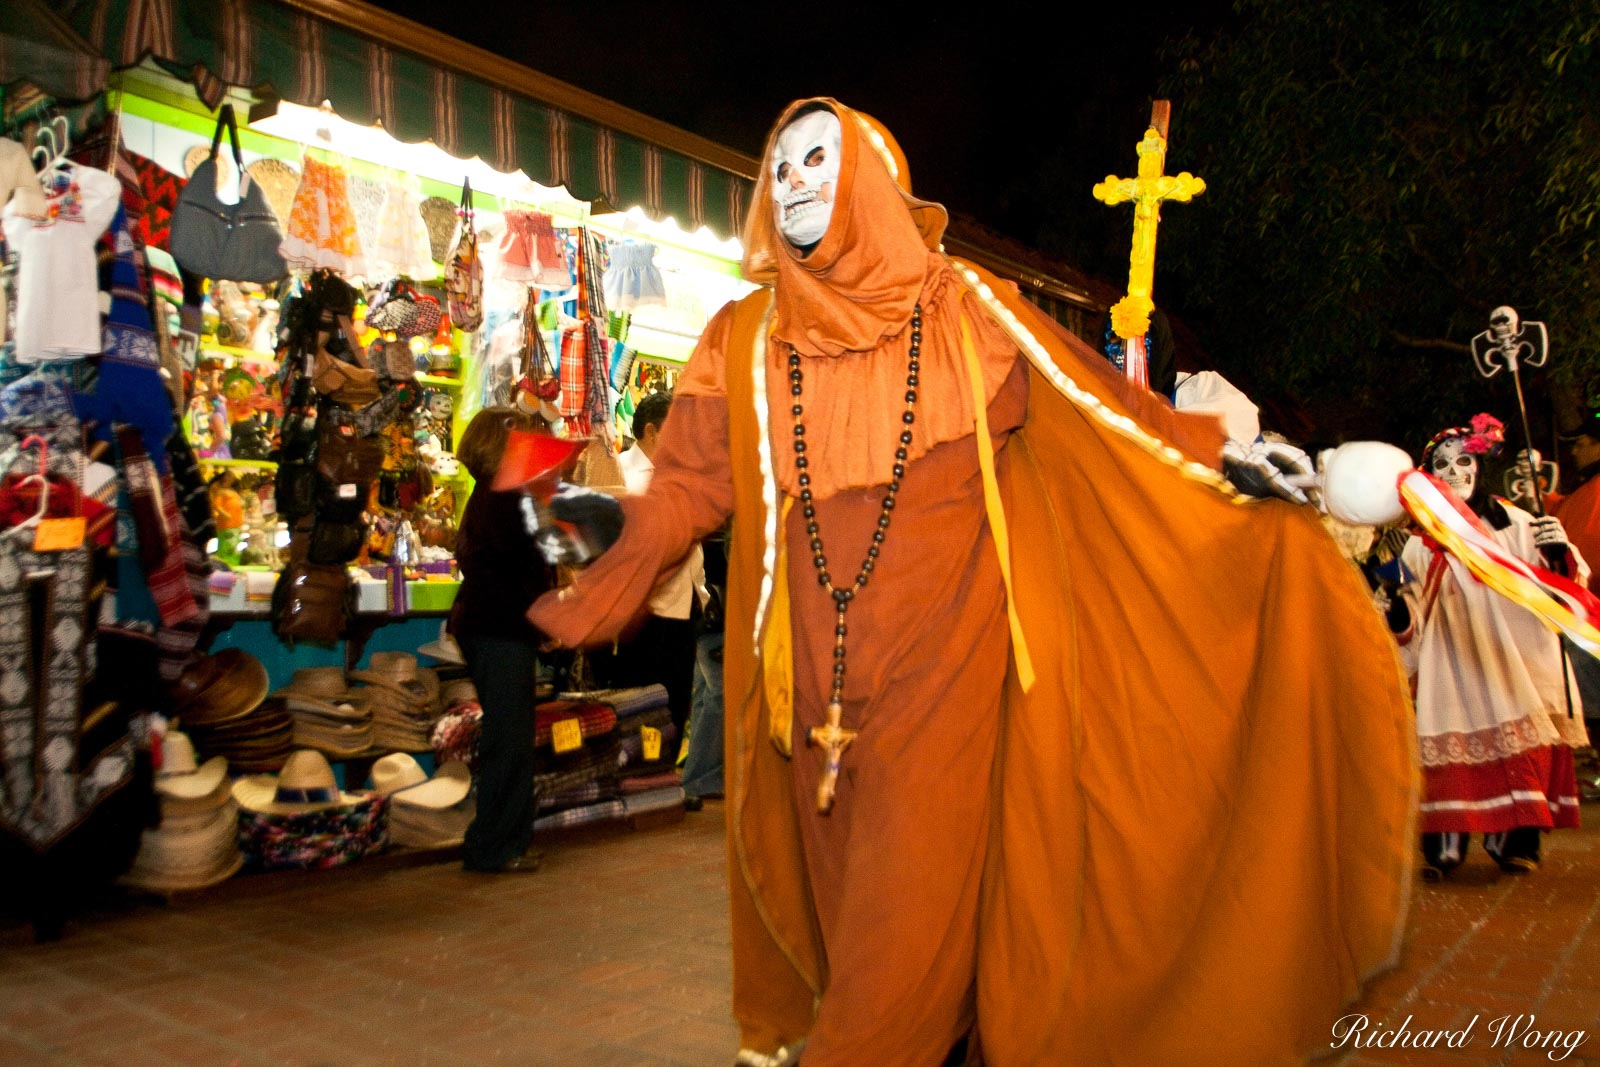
[1400,498,1591,834]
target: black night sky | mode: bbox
[382,0,1237,266]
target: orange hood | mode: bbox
[741,99,949,358]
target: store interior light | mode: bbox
[247,98,747,261]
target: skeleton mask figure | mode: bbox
[770,108,843,248]
[1429,437,1478,501]
[1489,306,1519,342]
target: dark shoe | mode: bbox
[684,795,704,812]
[1420,864,1446,884]
[1498,856,1538,875]
[465,850,544,874]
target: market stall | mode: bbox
[0,0,758,922]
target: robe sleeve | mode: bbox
[528,305,738,647]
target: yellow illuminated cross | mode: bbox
[1093,101,1205,341]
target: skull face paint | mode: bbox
[1430,437,1478,501]
[771,109,843,248]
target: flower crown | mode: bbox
[1422,413,1506,467]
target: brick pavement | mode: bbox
[3,799,1599,1065]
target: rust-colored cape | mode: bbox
[720,263,1417,1063]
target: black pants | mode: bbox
[590,609,698,743]
[460,635,539,870]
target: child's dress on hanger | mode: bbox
[280,153,367,277]
[601,241,667,311]
[497,209,571,289]
[368,174,435,279]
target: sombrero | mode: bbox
[232,749,366,814]
[370,754,472,809]
[271,667,365,721]
[417,620,465,667]
[155,731,229,802]
[419,196,460,264]
[171,649,270,728]
[183,143,237,191]
[245,157,300,231]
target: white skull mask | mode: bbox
[1430,437,1478,501]
[770,109,843,248]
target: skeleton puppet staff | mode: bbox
[1469,305,1551,514]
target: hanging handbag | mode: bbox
[271,560,351,643]
[366,280,442,338]
[169,105,288,283]
[518,290,562,402]
[312,350,381,407]
[444,178,484,331]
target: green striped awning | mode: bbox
[58,0,755,240]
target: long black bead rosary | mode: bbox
[788,303,921,813]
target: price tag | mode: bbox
[33,517,86,552]
[641,725,662,762]
[551,717,583,753]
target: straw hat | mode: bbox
[370,754,472,809]
[183,143,237,192]
[419,196,460,263]
[232,749,364,814]
[272,667,366,721]
[439,678,478,709]
[349,653,440,710]
[155,731,228,802]
[417,621,465,667]
[171,649,269,728]
[245,158,301,230]
[123,797,244,893]
[369,755,473,848]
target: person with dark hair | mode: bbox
[1386,415,1590,878]
[448,406,556,873]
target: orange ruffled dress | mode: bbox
[280,153,367,277]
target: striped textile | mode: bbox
[537,780,620,813]
[617,721,678,771]
[533,798,626,832]
[558,327,587,426]
[619,771,681,794]
[566,685,669,719]
[533,700,617,748]
[622,786,685,817]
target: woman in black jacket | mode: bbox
[448,407,555,873]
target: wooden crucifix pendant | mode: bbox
[808,700,857,814]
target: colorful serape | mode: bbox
[533,798,626,832]
[534,699,618,749]
[237,796,388,871]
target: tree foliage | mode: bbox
[1145,0,1600,452]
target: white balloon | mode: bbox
[1320,441,1413,527]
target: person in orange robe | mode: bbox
[531,99,1416,1066]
